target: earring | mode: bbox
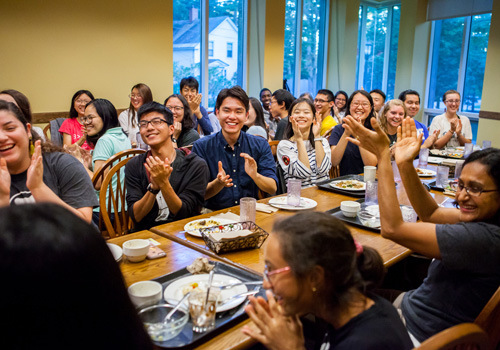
[29,137,35,156]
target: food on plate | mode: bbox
[181,282,203,295]
[186,219,222,231]
[416,168,425,175]
[332,180,365,189]
[186,257,214,274]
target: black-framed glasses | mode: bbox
[314,98,331,104]
[456,182,498,197]
[138,118,168,129]
[166,106,184,112]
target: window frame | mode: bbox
[227,42,233,58]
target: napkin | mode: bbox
[442,159,458,166]
[256,203,278,213]
[211,211,240,221]
[209,229,257,242]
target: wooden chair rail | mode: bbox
[416,323,490,350]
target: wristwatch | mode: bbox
[147,183,160,195]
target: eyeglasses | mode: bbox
[81,115,97,124]
[75,99,91,105]
[456,182,498,197]
[138,118,168,129]
[351,101,371,108]
[445,100,460,104]
[263,265,291,286]
[129,94,142,100]
[314,98,331,104]
[166,106,184,112]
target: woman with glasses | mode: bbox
[119,83,153,147]
[242,212,413,350]
[343,116,500,346]
[328,90,377,176]
[333,90,348,123]
[429,90,472,149]
[163,94,199,148]
[59,90,95,150]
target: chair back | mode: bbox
[92,149,146,189]
[475,285,500,349]
[415,323,490,350]
[329,165,340,179]
[268,140,279,160]
[99,157,135,239]
[43,124,51,141]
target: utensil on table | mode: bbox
[197,270,215,326]
[219,281,263,290]
[163,292,191,323]
[218,290,259,307]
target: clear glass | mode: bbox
[239,197,256,223]
[386,5,400,100]
[189,291,217,333]
[283,0,298,95]
[287,179,302,206]
[364,181,378,205]
[418,148,429,167]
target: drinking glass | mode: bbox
[287,179,302,206]
[418,148,429,167]
[239,197,256,223]
[188,291,217,333]
[463,143,474,158]
[364,181,378,205]
[363,166,376,182]
[454,160,465,179]
[392,161,401,181]
[401,206,417,223]
[436,166,450,188]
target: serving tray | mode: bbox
[325,199,381,233]
[316,175,366,198]
[151,261,264,349]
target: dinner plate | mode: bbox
[427,156,443,164]
[268,197,318,210]
[107,243,122,263]
[416,168,437,177]
[184,218,237,237]
[329,179,366,191]
[163,274,248,312]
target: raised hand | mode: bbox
[26,140,44,191]
[216,161,233,187]
[144,156,172,188]
[422,129,439,149]
[312,116,321,138]
[290,116,302,139]
[0,158,11,206]
[343,115,389,157]
[188,93,202,114]
[450,119,458,132]
[241,153,258,179]
[173,121,182,139]
[456,119,463,135]
[394,117,423,164]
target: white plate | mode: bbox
[416,168,437,177]
[427,156,443,164]
[107,243,122,262]
[329,179,366,191]
[268,197,318,210]
[163,274,248,312]
[184,218,237,237]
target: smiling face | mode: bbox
[444,93,460,114]
[370,93,385,113]
[386,105,405,131]
[269,96,283,118]
[165,97,185,123]
[404,94,420,118]
[130,88,144,111]
[181,86,198,102]
[314,93,333,116]
[349,93,372,122]
[260,90,272,109]
[335,94,346,109]
[83,104,104,136]
[456,162,500,223]
[139,111,173,148]
[0,109,32,174]
[216,96,248,137]
[291,101,314,133]
[73,93,92,118]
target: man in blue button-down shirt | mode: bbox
[192,86,278,211]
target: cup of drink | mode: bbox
[401,205,417,223]
[287,179,302,207]
[363,166,376,182]
[364,181,378,205]
[188,291,217,333]
[239,197,256,223]
[418,148,430,167]
[463,142,474,158]
[392,161,401,181]
[436,166,450,188]
[482,140,492,149]
[454,160,465,179]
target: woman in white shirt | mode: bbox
[118,83,153,147]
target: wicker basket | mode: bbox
[200,221,269,254]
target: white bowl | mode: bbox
[340,201,361,218]
[123,239,150,262]
[128,281,163,308]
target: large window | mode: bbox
[357,3,400,100]
[425,14,492,142]
[283,0,328,97]
[173,1,246,108]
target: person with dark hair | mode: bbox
[333,90,348,123]
[272,89,295,140]
[244,97,268,139]
[0,89,45,140]
[242,212,412,350]
[344,116,500,346]
[277,98,331,188]
[164,94,199,148]
[370,89,386,114]
[58,89,95,150]
[118,83,153,147]
[0,203,153,349]
[314,89,337,136]
[0,100,97,222]
[259,88,272,113]
[179,76,213,135]
[429,90,472,149]
[125,102,208,230]
[328,90,377,176]
[192,86,277,211]
[299,92,314,102]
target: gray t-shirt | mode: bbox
[10,152,98,209]
[402,221,500,342]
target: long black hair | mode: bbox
[85,98,121,147]
[345,90,377,130]
[284,98,316,144]
[69,90,94,119]
[164,94,194,131]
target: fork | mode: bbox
[218,281,263,290]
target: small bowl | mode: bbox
[123,239,150,262]
[128,281,163,309]
[138,304,189,342]
[358,209,381,228]
[340,201,361,218]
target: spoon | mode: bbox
[163,292,191,323]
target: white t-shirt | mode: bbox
[429,113,472,148]
[118,109,140,145]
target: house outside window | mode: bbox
[227,42,233,58]
[209,41,214,57]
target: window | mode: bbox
[173,1,247,108]
[357,3,400,100]
[283,0,328,97]
[425,13,492,142]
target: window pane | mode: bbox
[386,5,400,100]
[284,0,298,95]
[362,7,388,92]
[427,17,465,109]
[173,1,202,93]
[462,13,491,113]
[355,6,363,89]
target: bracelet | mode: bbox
[314,137,323,142]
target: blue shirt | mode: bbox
[192,105,213,135]
[192,131,278,210]
[414,119,429,141]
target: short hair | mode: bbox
[0,89,33,123]
[86,99,121,147]
[346,90,377,129]
[127,84,153,128]
[69,90,95,119]
[443,89,460,103]
[370,89,386,102]
[398,89,420,103]
[272,89,295,111]
[259,88,271,98]
[215,86,249,112]
[180,76,199,92]
[284,97,316,144]
[164,94,194,130]
[378,99,407,134]
[138,101,174,125]
[316,89,335,102]
[299,92,314,103]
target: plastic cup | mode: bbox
[188,291,217,333]
[363,166,376,182]
[392,161,401,181]
[482,140,492,149]
[364,181,378,205]
[418,148,429,167]
[401,205,417,223]
[239,197,256,223]
[463,143,474,158]
[454,160,465,179]
[286,179,302,206]
[436,166,450,188]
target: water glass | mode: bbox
[401,205,417,223]
[482,140,492,149]
[188,291,217,333]
[363,166,376,182]
[239,197,256,223]
[454,160,465,179]
[364,181,378,205]
[463,142,474,158]
[436,166,450,188]
[418,148,429,167]
[392,161,401,181]
[287,179,302,206]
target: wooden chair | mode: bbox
[415,323,490,350]
[329,164,340,179]
[475,285,500,349]
[99,157,135,239]
[43,123,50,141]
[268,140,279,160]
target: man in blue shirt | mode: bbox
[193,86,278,211]
[180,77,215,135]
